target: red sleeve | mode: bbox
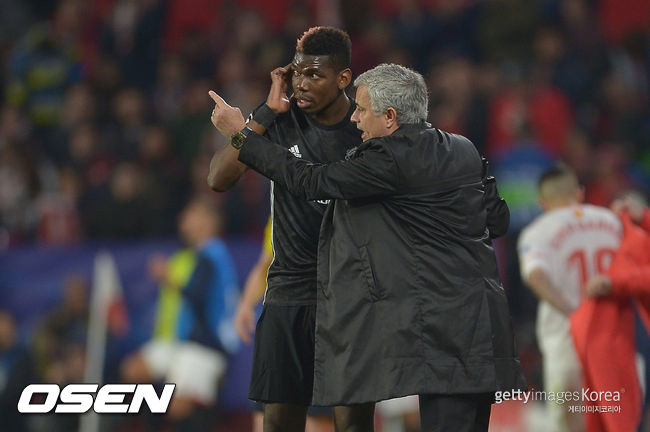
[611,267,650,296]
[608,214,650,296]
[640,209,650,234]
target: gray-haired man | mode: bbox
[210,63,526,431]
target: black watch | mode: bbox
[230,126,252,149]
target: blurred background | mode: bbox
[0,0,648,431]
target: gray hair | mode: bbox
[354,63,428,124]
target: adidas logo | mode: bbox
[289,145,302,158]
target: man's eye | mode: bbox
[293,70,299,77]
[311,73,319,79]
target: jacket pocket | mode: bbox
[359,246,381,301]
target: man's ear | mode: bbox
[338,69,352,90]
[384,107,398,128]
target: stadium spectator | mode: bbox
[100,0,165,91]
[47,83,97,165]
[79,162,154,239]
[35,166,82,244]
[29,274,88,432]
[66,122,115,192]
[4,0,86,163]
[584,144,634,207]
[0,141,42,246]
[105,87,148,161]
[152,55,189,121]
[31,274,88,383]
[136,123,188,235]
[0,310,34,432]
[169,79,214,169]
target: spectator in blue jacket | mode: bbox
[121,197,239,430]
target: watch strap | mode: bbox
[240,126,252,137]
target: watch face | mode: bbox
[231,132,245,149]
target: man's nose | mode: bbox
[294,75,308,91]
[351,110,359,123]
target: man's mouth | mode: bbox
[295,95,313,109]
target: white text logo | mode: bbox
[17,383,176,414]
[289,145,302,158]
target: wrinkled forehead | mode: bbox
[292,52,334,71]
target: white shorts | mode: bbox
[538,330,583,432]
[541,340,582,393]
[376,396,419,432]
[141,340,227,405]
[376,395,419,417]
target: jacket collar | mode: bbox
[392,121,432,136]
[356,121,433,153]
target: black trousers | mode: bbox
[418,393,493,432]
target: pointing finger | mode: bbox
[208,90,226,106]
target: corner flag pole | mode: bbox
[79,250,123,432]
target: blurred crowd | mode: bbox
[0,0,648,249]
[0,0,649,409]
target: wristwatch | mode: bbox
[230,126,253,149]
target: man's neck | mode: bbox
[192,234,216,250]
[310,93,351,126]
[546,199,579,211]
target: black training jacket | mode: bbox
[239,122,527,405]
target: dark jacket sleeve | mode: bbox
[238,131,400,200]
[485,176,510,238]
[481,157,509,238]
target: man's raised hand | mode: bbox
[586,274,613,298]
[266,64,293,114]
[208,90,246,137]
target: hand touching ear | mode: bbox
[266,64,293,114]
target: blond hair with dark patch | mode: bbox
[538,164,580,204]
